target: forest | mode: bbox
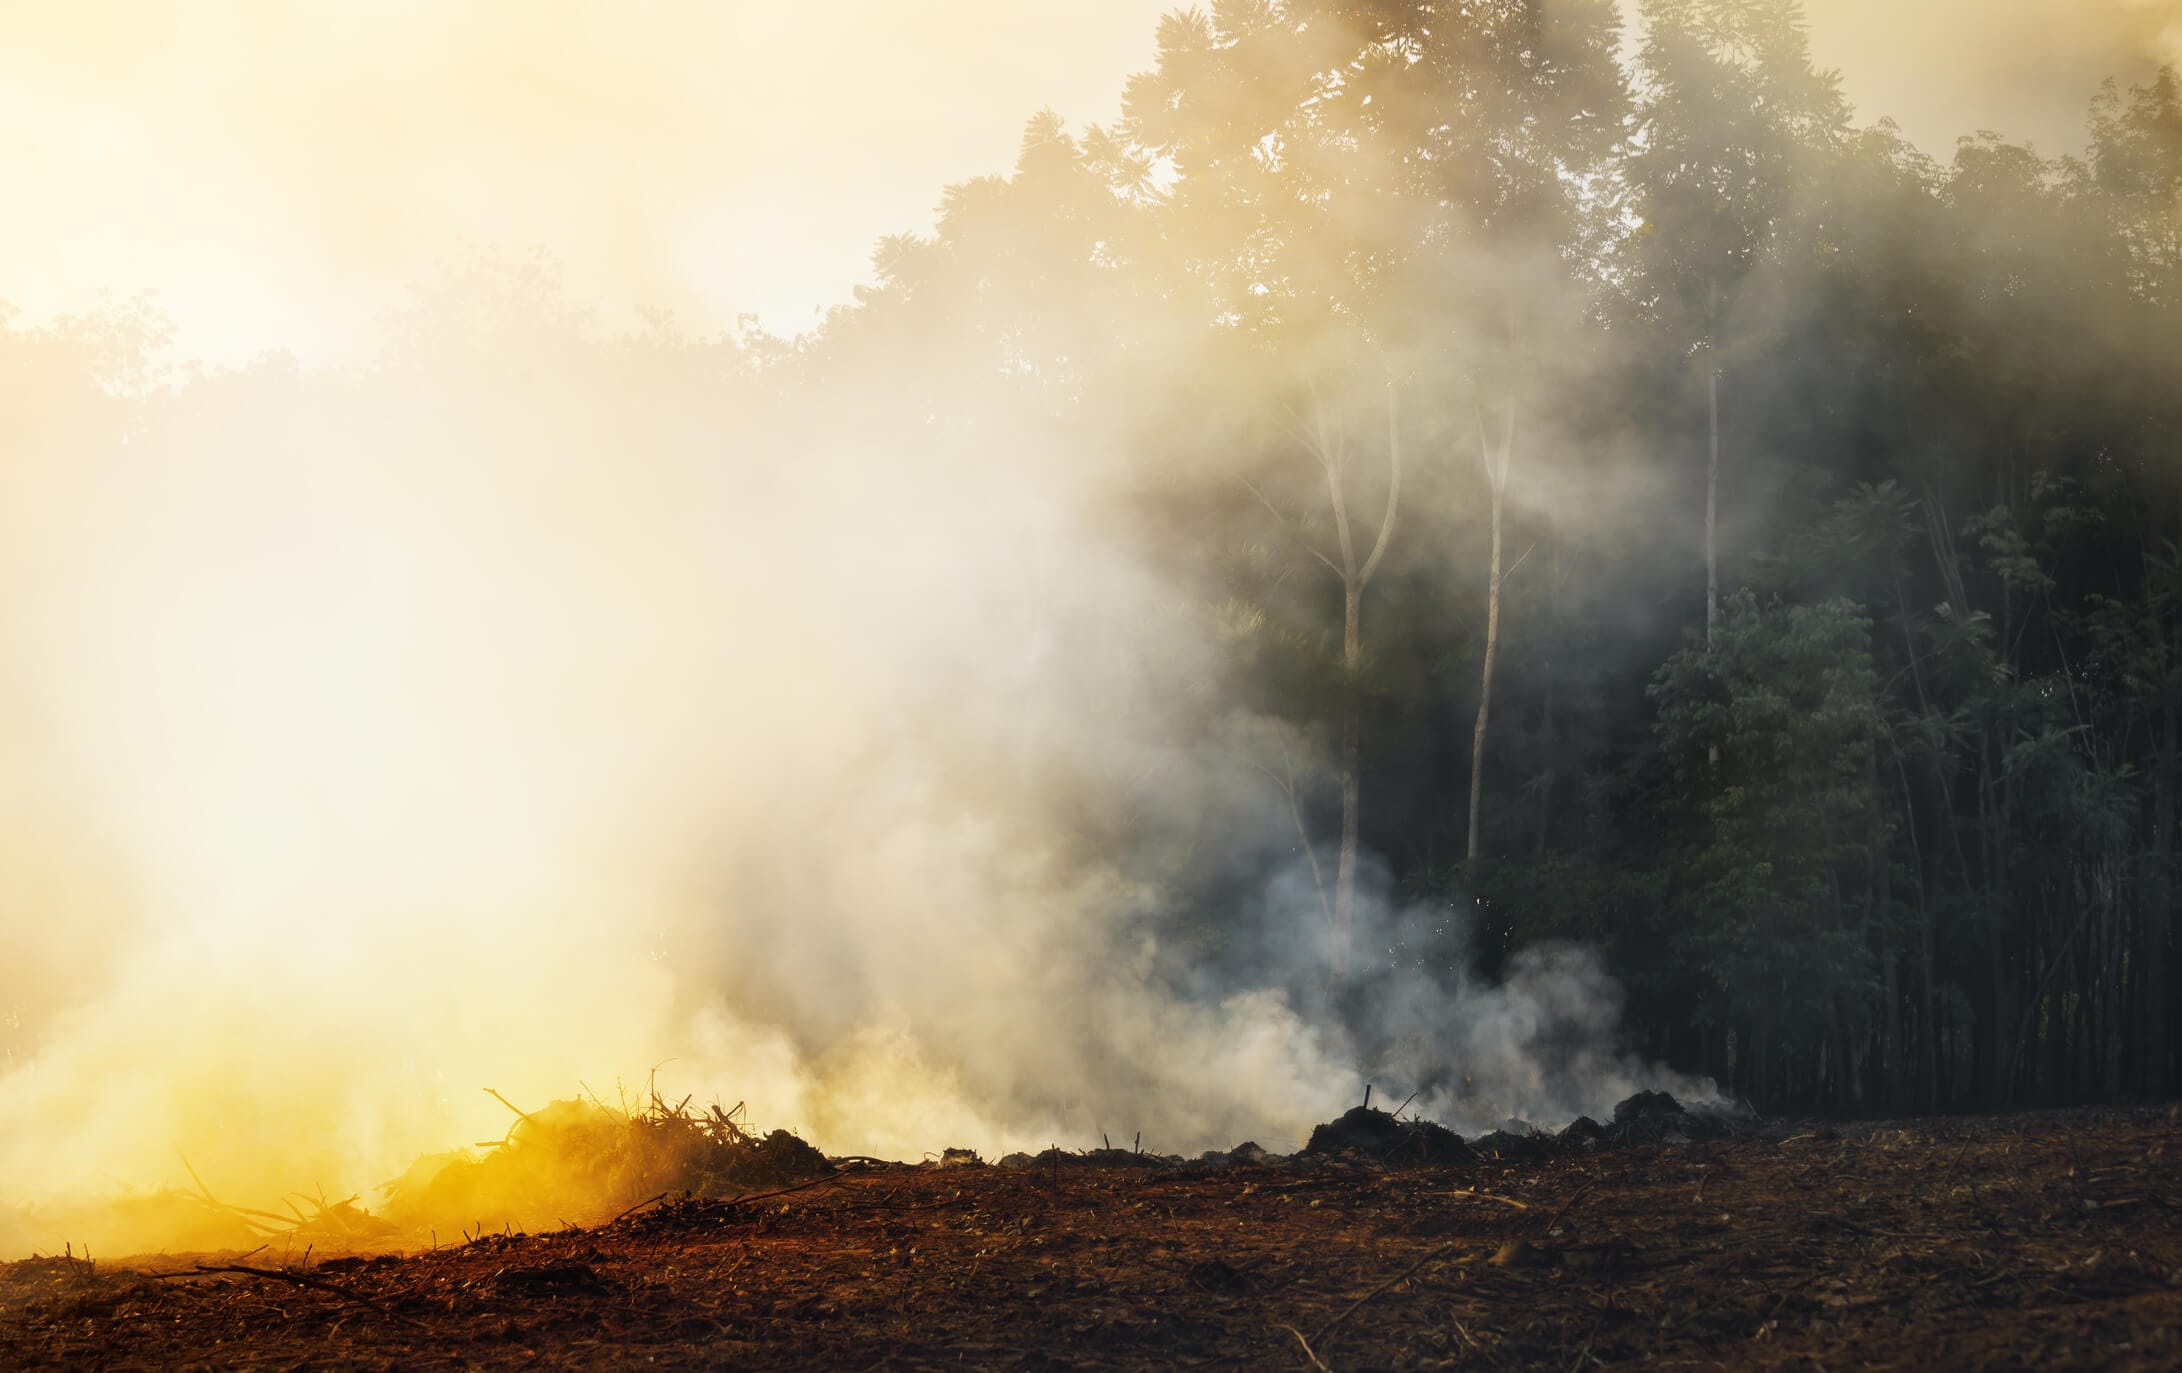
[6,0,2180,1132]
[809,0,2182,1119]
[812,0,2182,1119]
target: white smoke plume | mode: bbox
[0,245,1699,1257]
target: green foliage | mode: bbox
[1649,594,1883,1034]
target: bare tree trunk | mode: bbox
[2146,694,2174,1098]
[1535,540,1559,856]
[1870,735,1900,1111]
[1333,581,1364,983]
[1894,577,1943,1112]
[1276,382,1398,987]
[1706,368,1720,650]
[1263,742,1334,940]
[1980,728,2013,1107]
[1468,402,1514,869]
[1705,368,1721,769]
[1536,682,1555,855]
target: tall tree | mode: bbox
[1468,401,1516,867]
[1628,0,1848,656]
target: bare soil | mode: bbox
[3,1106,2177,1370]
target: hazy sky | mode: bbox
[1,1,2174,364]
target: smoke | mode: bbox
[7,2,2168,361]
[18,0,2153,1255]
[0,1,1174,362]
[0,233,1699,1255]
[1812,0,2178,153]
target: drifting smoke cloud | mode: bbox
[0,241,1667,1258]
[0,1,1175,361]
[0,239,1705,1255]
[7,3,2171,363]
[1799,0,2181,154]
[10,0,2154,1256]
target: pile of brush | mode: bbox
[376,1086,830,1237]
[26,1167,404,1258]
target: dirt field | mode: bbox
[3,1107,2177,1370]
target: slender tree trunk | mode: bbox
[1297,384,1400,987]
[2146,696,2174,1097]
[1706,368,1720,649]
[1333,582,1363,983]
[1829,996,1859,1112]
[1892,747,1941,1111]
[1705,368,1721,770]
[1535,540,1559,856]
[1870,737,1900,1110]
[1468,403,1513,869]
[1894,579,1942,1111]
[1980,730,2014,1107]
[1536,677,1555,856]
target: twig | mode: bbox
[609,1170,848,1229]
[1444,1188,1529,1210]
[172,1154,293,1231]
[729,1172,852,1207]
[158,1262,423,1328]
[1310,1241,1463,1346]
[1451,1318,1499,1367]
[1239,476,1344,578]
[610,1192,668,1224]
[1253,740,1335,936]
[1540,1182,1596,1236]
[1281,1323,1335,1372]
[175,1152,220,1206]
[483,1087,534,1124]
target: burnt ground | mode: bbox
[2,1106,2177,1371]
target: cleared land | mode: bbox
[3,1107,2177,1370]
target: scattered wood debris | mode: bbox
[3,1104,2176,1369]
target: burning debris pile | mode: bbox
[1302,1106,1475,1164]
[7,1085,1739,1262]
[4,1090,839,1259]
[374,1090,832,1238]
[8,1176,404,1260]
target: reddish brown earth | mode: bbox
[3,1107,2177,1371]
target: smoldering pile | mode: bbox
[987,1088,1750,1175]
[16,1090,842,1258]
[373,1090,832,1237]
[13,1088,1736,1260]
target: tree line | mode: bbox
[799,0,2182,1115]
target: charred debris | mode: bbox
[116,1086,1747,1257]
[987,1087,1746,1176]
